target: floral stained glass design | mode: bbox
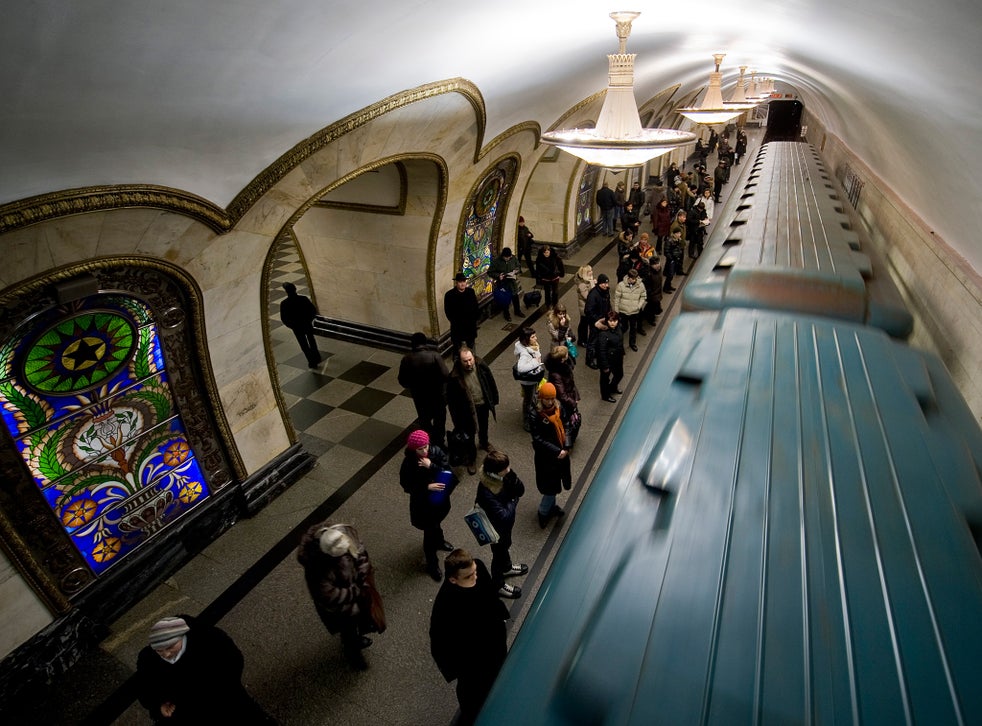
[460,158,519,297]
[577,165,600,239]
[0,295,211,577]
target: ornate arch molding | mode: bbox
[0,185,231,236]
[0,256,241,611]
[229,78,486,222]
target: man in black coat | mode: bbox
[279,282,321,368]
[398,332,449,447]
[446,347,500,472]
[443,273,479,357]
[136,615,272,724]
[595,181,617,235]
[583,274,612,366]
[430,549,510,726]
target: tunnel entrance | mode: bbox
[763,100,804,143]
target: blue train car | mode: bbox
[682,143,913,338]
[478,309,982,725]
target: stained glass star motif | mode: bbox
[22,311,135,395]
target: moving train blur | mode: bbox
[479,140,982,724]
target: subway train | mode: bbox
[477,144,982,725]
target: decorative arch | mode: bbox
[0,258,238,611]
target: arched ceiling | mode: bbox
[2,0,981,271]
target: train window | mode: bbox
[729,220,746,228]
[736,204,751,212]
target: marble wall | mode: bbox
[806,120,982,421]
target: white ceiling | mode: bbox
[2,1,981,271]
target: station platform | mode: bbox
[2,137,758,726]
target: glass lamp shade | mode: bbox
[541,11,696,169]
[677,54,751,126]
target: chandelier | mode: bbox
[540,11,696,169]
[677,53,755,127]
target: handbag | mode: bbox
[564,338,578,360]
[512,363,543,383]
[493,286,513,307]
[464,505,500,546]
[361,568,387,634]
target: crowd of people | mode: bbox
[137,137,736,725]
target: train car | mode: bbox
[682,143,913,339]
[478,308,982,725]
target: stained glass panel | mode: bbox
[460,158,518,297]
[0,294,210,576]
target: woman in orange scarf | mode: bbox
[526,382,572,528]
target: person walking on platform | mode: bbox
[488,247,524,321]
[477,450,528,599]
[596,181,617,236]
[443,273,479,358]
[279,281,322,368]
[447,346,499,473]
[400,429,456,582]
[398,332,449,448]
[297,522,384,670]
[527,382,572,528]
[534,245,565,308]
[597,311,625,403]
[430,548,510,726]
[516,216,536,274]
[136,616,273,724]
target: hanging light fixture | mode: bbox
[677,53,755,127]
[727,65,758,106]
[540,11,696,169]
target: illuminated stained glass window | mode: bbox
[0,294,211,576]
[576,165,600,242]
[460,158,519,297]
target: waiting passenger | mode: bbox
[513,327,544,427]
[544,345,581,449]
[534,245,565,308]
[399,429,455,582]
[527,382,572,528]
[477,450,528,599]
[446,346,500,471]
[597,311,625,403]
[614,268,647,352]
[574,265,596,345]
[429,548,510,726]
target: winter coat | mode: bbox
[446,358,499,434]
[614,278,647,316]
[136,615,268,724]
[398,344,448,405]
[430,559,508,683]
[400,445,453,529]
[535,251,565,283]
[544,357,580,416]
[575,273,595,315]
[297,523,372,634]
[584,286,611,328]
[526,404,572,495]
[597,325,625,370]
[476,470,525,548]
[513,340,543,386]
[443,286,479,341]
[652,203,672,237]
[488,254,521,294]
[596,185,616,211]
[640,259,663,302]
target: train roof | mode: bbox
[682,143,913,338]
[480,309,982,725]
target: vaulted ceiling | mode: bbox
[3,1,981,271]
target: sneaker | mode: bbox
[630,344,638,352]
[504,564,529,578]
[498,583,522,599]
[439,540,454,552]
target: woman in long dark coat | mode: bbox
[400,429,454,582]
[526,381,572,529]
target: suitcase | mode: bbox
[523,290,542,309]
